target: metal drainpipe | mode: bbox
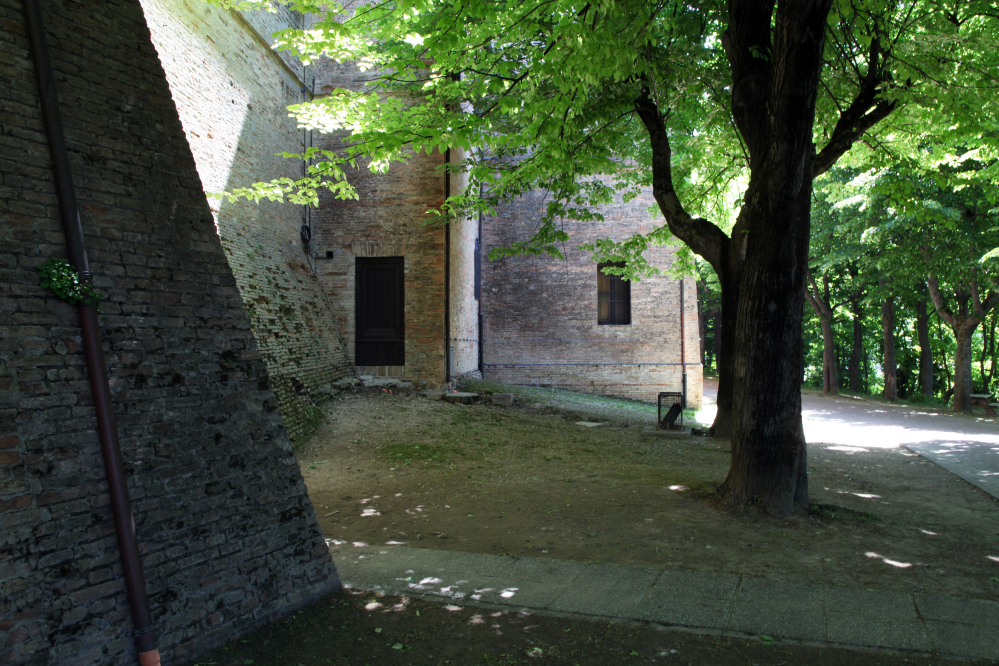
[444,148,452,384]
[23,3,160,665]
[679,278,687,409]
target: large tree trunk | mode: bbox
[709,273,738,438]
[915,299,933,399]
[714,167,812,517]
[880,279,898,402]
[636,0,846,517]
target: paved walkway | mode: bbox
[700,381,999,500]
[335,544,999,661]
[801,393,999,500]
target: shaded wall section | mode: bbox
[0,0,338,664]
[140,0,352,442]
[481,185,703,407]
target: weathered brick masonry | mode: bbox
[140,0,352,442]
[308,58,480,385]
[0,1,337,664]
[482,185,703,408]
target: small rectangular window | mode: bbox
[598,262,630,325]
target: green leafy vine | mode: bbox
[38,258,103,306]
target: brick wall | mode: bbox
[309,57,452,385]
[481,184,703,408]
[140,0,352,442]
[0,1,337,664]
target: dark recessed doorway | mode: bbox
[355,257,405,366]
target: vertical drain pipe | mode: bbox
[23,3,161,665]
[680,278,687,409]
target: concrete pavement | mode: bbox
[334,544,999,661]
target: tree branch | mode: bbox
[926,270,957,328]
[633,87,729,271]
[813,38,898,177]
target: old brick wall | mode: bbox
[139,0,352,442]
[309,58,451,385]
[0,0,338,664]
[482,185,703,408]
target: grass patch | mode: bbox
[377,441,459,466]
[808,503,879,524]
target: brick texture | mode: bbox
[481,184,703,407]
[0,1,338,664]
[140,0,352,442]
[308,57,470,385]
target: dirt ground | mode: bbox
[197,588,985,666]
[299,381,999,601]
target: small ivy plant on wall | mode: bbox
[38,258,103,306]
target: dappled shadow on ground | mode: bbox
[198,588,988,666]
[299,386,999,601]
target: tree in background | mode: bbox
[807,149,999,409]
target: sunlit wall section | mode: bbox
[140,0,352,441]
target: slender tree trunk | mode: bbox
[848,267,863,392]
[954,317,979,412]
[712,310,722,374]
[804,274,838,395]
[987,312,997,390]
[849,304,863,392]
[915,299,933,399]
[699,307,709,367]
[821,317,837,393]
[953,323,976,411]
[880,279,898,402]
[977,312,996,392]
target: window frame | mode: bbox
[597,262,631,326]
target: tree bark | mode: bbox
[953,324,976,410]
[709,274,738,437]
[915,299,933,399]
[880,278,898,402]
[804,272,838,394]
[849,302,863,392]
[847,267,863,392]
[712,310,722,374]
[978,312,996,393]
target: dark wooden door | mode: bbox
[355,257,405,365]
